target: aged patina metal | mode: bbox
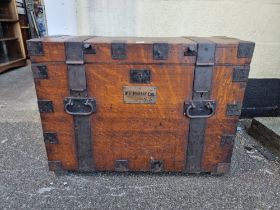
[65,36,92,64]
[237,41,255,58]
[153,43,169,60]
[186,37,216,173]
[65,37,95,171]
[111,42,127,59]
[32,64,48,79]
[48,161,64,174]
[68,65,87,96]
[193,66,213,99]
[232,66,250,82]
[83,43,96,54]
[38,100,53,113]
[43,132,58,144]
[130,70,151,84]
[227,103,242,116]
[27,40,44,56]
[115,160,129,172]
[184,46,197,56]
[188,37,216,66]
[64,97,96,116]
[184,100,216,119]
[186,118,206,173]
[150,160,164,172]
[220,135,236,146]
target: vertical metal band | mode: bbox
[185,37,216,173]
[186,118,206,172]
[65,36,93,64]
[68,65,93,171]
[65,37,94,171]
[73,114,93,170]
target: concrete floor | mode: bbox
[0,66,280,210]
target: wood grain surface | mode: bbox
[29,36,254,173]
[202,66,247,172]
[34,63,77,170]
[87,64,194,171]
[207,37,253,65]
[84,37,197,64]
[29,36,73,63]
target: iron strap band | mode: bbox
[65,36,93,64]
[65,36,94,171]
[185,37,216,173]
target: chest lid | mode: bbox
[28,36,254,65]
[83,37,197,64]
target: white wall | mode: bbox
[45,0,280,78]
[44,0,77,35]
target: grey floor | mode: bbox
[0,66,279,210]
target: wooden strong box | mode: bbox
[27,36,255,174]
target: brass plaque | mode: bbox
[123,86,157,104]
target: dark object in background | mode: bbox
[27,36,254,175]
[241,79,280,117]
[17,0,30,57]
[0,0,26,73]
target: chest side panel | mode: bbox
[207,37,254,65]
[202,66,247,172]
[33,63,77,170]
[87,64,194,172]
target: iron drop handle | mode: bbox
[64,97,96,116]
[184,100,216,119]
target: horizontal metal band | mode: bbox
[65,36,93,64]
[227,103,242,116]
[150,160,164,172]
[32,65,48,79]
[115,160,129,172]
[232,67,250,82]
[27,40,44,56]
[237,41,255,58]
[43,132,58,144]
[188,37,216,66]
[38,100,53,113]
[220,135,236,146]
